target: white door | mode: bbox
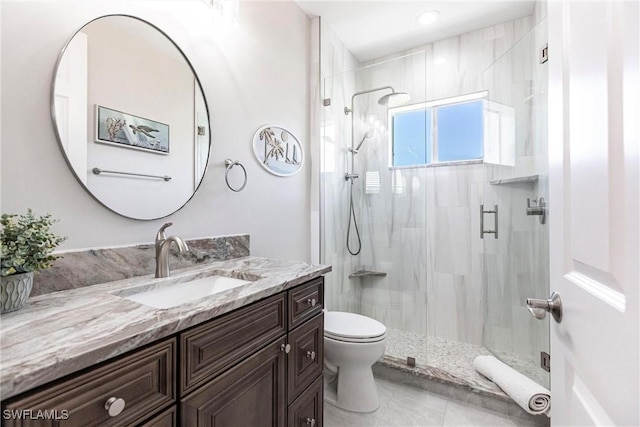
[548,1,639,425]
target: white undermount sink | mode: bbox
[118,274,253,309]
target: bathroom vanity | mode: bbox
[0,257,328,426]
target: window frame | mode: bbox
[388,90,488,169]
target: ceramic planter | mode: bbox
[1,272,34,313]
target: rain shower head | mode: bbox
[377,91,411,108]
[344,86,411,115]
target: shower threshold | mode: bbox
[375,329,550,425]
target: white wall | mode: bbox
[1,0,311,262]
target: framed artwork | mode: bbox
[95,105,170,154]
[252,125,304,177]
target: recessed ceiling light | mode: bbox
[417,10,440,26]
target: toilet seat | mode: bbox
[324,311,386,343]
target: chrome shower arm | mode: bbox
[344,86,395,115]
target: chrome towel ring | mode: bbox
[224,159,247,192]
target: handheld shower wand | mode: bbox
[348,131,374,154]
[343,86,411,256]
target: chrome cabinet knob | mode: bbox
[305,417,316,427]
[306,350,316,360]
[526,291,562,323]
[105,397,125,417]
[280,343,291,353]
[306,298,317,307]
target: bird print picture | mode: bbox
[95,105,170,154]
[252,125,304,176]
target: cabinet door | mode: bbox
[181,338,286,427]
[287,315,323,404]
[287,376,323,427]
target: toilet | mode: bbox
[323,311,386,413]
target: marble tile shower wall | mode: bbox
[321,15,548,369]
[350,17,536,348]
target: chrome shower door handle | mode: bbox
[480,204,498,239]
[526,291,562,323]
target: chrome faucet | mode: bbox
[155,222,189,278]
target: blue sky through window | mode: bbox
[436,101,484,162]
[392,109,431,166]
[391,96,485,167]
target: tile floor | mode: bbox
[324,376,541,427]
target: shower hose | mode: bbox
[346,180,361,255]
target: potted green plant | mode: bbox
[0,209,66,313]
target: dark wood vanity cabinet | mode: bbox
[2,277,324,427]
[180,278,325,427]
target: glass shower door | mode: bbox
[481,19,550,388]
[320,52,431,368]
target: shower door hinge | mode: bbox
[541,351,551,372]
[323,98,331,106]
[540,43,549,64]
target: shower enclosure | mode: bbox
[320,18,549,390]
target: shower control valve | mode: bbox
[344,173,359,182]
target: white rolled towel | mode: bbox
[473,355,551,416]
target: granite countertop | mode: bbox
[0,256,331,400]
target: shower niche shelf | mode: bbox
[489,174,539,185]
[348,270,387,279]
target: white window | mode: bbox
[389,91,514,167]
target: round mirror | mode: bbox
[51,15,210,220]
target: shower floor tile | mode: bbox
[385,329,493,388]
[383,328,548,395]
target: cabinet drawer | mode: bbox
[288,278,324,329]
[180,293,286,395]
[3,339,175,427]
[287,314,324,404]
[181,337,287,427]
[287,376,323,427]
